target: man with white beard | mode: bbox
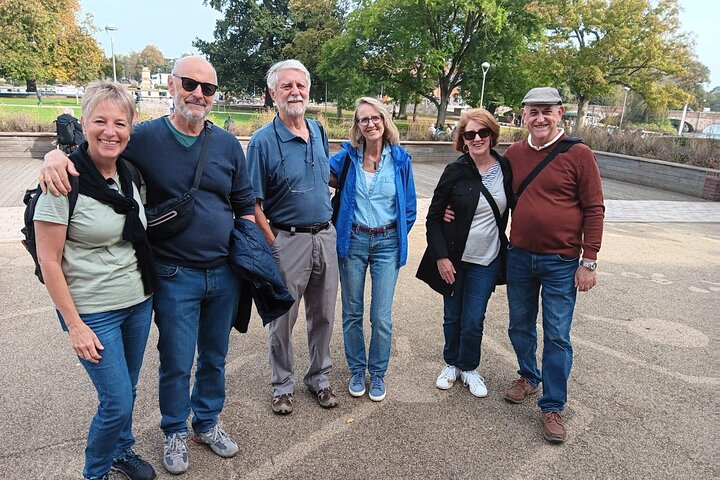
[246,59,339,415]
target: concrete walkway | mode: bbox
[0,161,718,479]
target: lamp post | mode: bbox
[480,62,490,109]
[619,86,630,130]
[105,24,118,82]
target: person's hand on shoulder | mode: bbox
[39,150,78,195]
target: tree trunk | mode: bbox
[27,79,37,92]
[436,95,449,131]
[399,100,408,119]
[576,96,589,132]
[412,102,418,122]
[336,105,342,119]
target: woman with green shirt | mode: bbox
[34,80,157,480]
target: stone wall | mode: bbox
[1,133,717,200]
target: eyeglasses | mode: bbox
[462,128,492,140]
[173,75,218,96]
[357,115,383,127]
[273,117,316,194]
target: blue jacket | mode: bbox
[230,218,294,332]
[330,142,417,267]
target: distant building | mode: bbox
[150,73,171,86]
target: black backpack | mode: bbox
[55,115,76,146]
[21,176,79,284]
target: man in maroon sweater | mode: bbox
[502,87,604,443]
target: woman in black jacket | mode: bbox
[416,108,512,398]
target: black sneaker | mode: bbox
[112,449,156,480]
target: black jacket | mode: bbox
[416,149,512,296]
[230,218,295,333]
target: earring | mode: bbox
[463,144,469,153]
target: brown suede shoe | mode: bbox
[312,387,339,409]
[542,412,566,443]
[272,393,293,415]
[503,377,539,404]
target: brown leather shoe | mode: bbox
[503,377,539,404]
[272,393,293,415]
[542,412,566,443]
[312,387,339,409]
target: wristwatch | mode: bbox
[579,259,597,271]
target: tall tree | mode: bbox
[0,0,103,89]
[325,0,536,127]
[528,0,709,129]
[139,45,167,75]
[282,0,347,103]
[195,0,295,96]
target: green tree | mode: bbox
[282,0,347,103]
[324,0,537,127]
[195,0,295,96]
[0,0,103,89]
[707,87,720,112]
[528,0,709,129]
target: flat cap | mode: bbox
[521,87,563,106]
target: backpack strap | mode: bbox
[315,120,329,157]
[511,136,582,210]
[68,175,79,218]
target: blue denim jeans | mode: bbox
[154,263,240,435]
[339,228,400,377]
[506,245,578,412]
[60,296,153,480]
[442,257,500,371]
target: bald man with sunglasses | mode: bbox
[39,56,256,475]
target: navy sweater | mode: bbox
[124,118,256,268]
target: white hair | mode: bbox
[266,60,311,91]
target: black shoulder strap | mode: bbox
[315,120,329,157]
[511,136,582,209]
[477,178,502,231]
[68,175,79,218]
[336,150,352,192]
[190,123,211,192]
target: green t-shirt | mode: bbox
[33,178,150,314]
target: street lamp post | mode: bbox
[619,86,630,130]
[105,24,118,82]
[480,62,490,109]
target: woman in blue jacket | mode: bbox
[330,97,417,402]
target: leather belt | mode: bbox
[353,223,396,234]
[272,221,331,235]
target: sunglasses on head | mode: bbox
[462,128,493,140]
[174,75,218,96]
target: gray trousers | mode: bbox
[269,225,339,396]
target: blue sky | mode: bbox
[81,0,719,89]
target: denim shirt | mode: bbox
[353,144,397,228]
[330,142,417,267]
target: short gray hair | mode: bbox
[266,59,311,91]
[82,80,135,125]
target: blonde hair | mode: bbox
[349,97,400,148]
[82,80,135,125]
[453,108,500,152]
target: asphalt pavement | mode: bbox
[0,163,718,479]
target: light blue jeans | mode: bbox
[59,296,153,480]
[339,227,400,378]
[153,263,241,435]
[506,245,578,412]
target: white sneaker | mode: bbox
[461,370,488,397]
[436,364,459,390]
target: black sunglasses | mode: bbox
[174,75,218,96]
[462,128,493,140]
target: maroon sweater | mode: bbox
[505,135,605,260]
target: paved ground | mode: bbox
[0,161,718,479]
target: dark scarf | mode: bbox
[70,143,157,295]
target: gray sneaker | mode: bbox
[163,432,189,475]
[192,424,239,458]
